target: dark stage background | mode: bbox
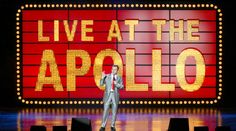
[0,0,234,108]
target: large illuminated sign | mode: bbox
[16,4,223,105]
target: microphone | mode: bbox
[102,71,107,79]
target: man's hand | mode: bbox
[102,71,106,79]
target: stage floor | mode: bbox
[0,107,236,131]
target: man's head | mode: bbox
[111,65,119,75]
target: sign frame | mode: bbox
[16,3,223,105]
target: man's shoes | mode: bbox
[99,127,105,131]
[111,127,116,131]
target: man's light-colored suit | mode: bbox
[100,74,124,128]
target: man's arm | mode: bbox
[100,71,107,86]
[115,76,124,89]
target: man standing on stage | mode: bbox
[99,65,124,131]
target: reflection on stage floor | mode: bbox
[0,107,235,131]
